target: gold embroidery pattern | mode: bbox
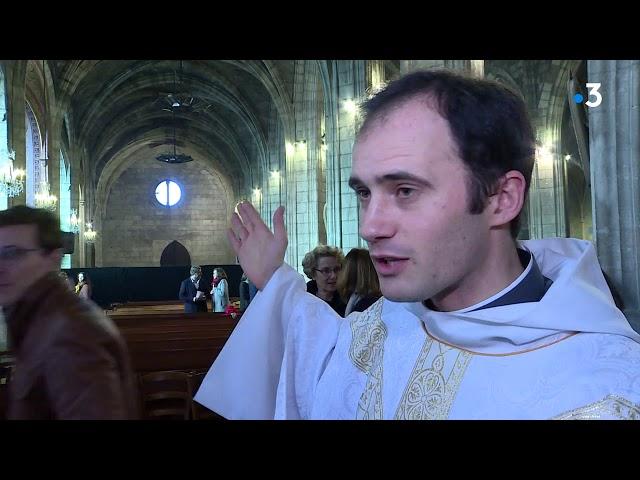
[394,339,472,420]
[349,299,386,373]
[552,395,640,420]
[356,345,385,420]
[349,299,386,419]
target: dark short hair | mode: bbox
[0,205,63,251]
[358,69,536,238]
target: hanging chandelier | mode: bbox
[156,60,193,164]
[34,180,57,211]
[155,106,193,164]
[84,221,97,243]
[0,150,26,197]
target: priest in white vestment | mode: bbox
[195,70,640,420]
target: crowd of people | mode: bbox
[301,244,381,317]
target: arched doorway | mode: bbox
[160,241,191,266]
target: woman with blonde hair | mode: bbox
[302,244,346,316]
[210,267,230,312]
[337,248,382,315]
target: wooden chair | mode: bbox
[139,371,192,420]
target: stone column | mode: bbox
[588,60,640,332]
[46,114,62,220]
[78,187,86,268]
[6,62,27,207]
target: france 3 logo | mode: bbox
[573,83,602,108]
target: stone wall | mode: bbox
[101,157,235,267]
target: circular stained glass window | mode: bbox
[155,180,181,207]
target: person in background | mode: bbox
[179,266,208,313]
[302,245,346,317]
[75,271,92,299]
[211,267,230,313]
[337,248,382,316]
[239,273,251,311]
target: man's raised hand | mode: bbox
[227,202,287,290]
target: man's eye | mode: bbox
[356,189,370,199]
[398,188,414,198]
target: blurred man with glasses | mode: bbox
[0,206,137,419]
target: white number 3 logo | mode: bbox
[586,83,602,108]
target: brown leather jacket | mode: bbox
[5,272,138,419]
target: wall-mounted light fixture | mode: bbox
[535,144,554,170]
[285,142,295,156]
[343,99,358,114]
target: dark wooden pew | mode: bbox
[114,299,240,308]
[108,298,241,315]
[111,312,240,373]
[111,310,241,419]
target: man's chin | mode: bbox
[379,280,426,303]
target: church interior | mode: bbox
[0,59,638,419]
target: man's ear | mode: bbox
[486,170,526,229]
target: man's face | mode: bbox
[351,98,492,306]
[78,273,84,283]
[0,224,61,306]
[191,270,201,282]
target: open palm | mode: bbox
[227,202,288,290]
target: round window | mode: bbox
[155,180,181,206]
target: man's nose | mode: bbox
[360,197,395,243]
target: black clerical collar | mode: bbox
[472,249,553,311]
[425,248,553,312]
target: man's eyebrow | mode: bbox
[348,176,365,190]
[348,171,432,190]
